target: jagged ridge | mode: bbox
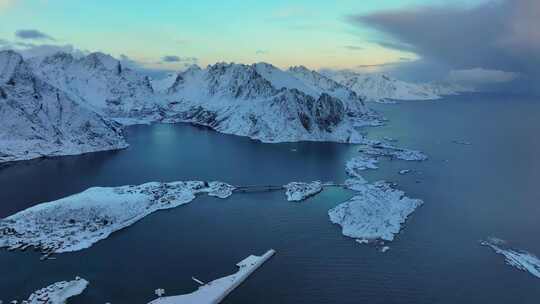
[0,50,128,163]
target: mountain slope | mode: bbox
[162,62,377,143]
[29,52,160,124]
[288,65,365,111]
[0,50,128,163]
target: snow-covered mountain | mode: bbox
[324,70,471,102]
[151,72,178,93]
[161,62,377,143]
[287,65,365,112]
[0,50,128,163]
[29,52,160,124]
[1,50,387,163]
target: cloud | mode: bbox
[162,55,181,62]
[368,40,416,53]
[161,55,198,65]
[349,0,540,92]
[15,29,55,41]
[255,49,268,55]
[0,42,88,59]
[119,54,146,69]
[449,68,519,84]
[344,45,363,51]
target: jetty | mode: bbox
[148,249,276,304]
[233,185,284,193]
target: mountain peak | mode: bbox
[253,62,279,70]
[288,65,311,73]
[40,51,75,65]
[0,50,24,68]
[82,52,121,72]
[184,64,202,73]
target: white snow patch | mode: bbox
[345,156,379,177]
[284,181,323,202]
[151,73,178,93]
[25,277,89,304]
[344,177,369,191]
[359,143,428,161]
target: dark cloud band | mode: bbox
[350,0,540,92]
[15,29,55,41]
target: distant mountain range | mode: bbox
[0,50,470,163]
[323,70,474,103]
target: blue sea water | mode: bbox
[1,93,539,303]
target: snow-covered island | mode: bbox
[0,181,234,255]
[329,137,427,244]
[284,181,324,202]
[148,249,276,304]
[481,238,540,279]
[24,277,89,304]
[329,180,423,242]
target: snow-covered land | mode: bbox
[329,180,423,241]
[0,50,128,163]
[345,155,379,177]
[359,142,428,161]
[284,181,323,202]
[324,70,472,102]
[161,62,380,143]
[0,181,234,254]
[481,238,540,279]
[1,50,392,162]
[25,277,89,304]
[30,53,381,143]
[148,249,275,304]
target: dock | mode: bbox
[148,249,276,304]
[233,185,284,193]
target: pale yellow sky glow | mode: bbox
[0,0,474,72]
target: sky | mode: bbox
[1,0,538,92]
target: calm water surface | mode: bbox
[1,94,539,303]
